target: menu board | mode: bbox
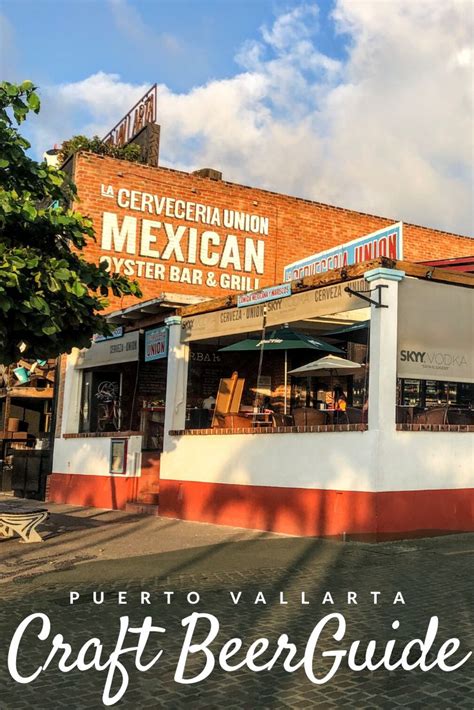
[138,360,167,400]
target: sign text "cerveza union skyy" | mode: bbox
[99,185,269,292]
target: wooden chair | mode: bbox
[345,407,364,424]
[211,372,245,428]
[414,406,448,425]
[304,408,328,426]
[292,407,328,426]
[223,414,253,429]
[292,408,306,426]
[271,413,295,427]
[447,409,472,425]
[396,406,408,424]
[308,409,328,425]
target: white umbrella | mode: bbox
[288,355,363,377]
[289,355,364,409]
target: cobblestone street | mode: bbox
[0,503,473,709]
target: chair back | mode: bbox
[396,406,408,424]
[223,414,252,429]
[447,409,472,425]
[292,408,306,426]
[272,413,294,427]
[305,408,327,426]
[414,407,448,425]
[345,407,363,424]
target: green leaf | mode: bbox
[47,277,60,292]
[27,92,40,112]
[42,325,59,335]
[54,268,71,280]
[71,281,87,297]
[29,295,50,315]
[0,296,12,312]
[9,255,26,269]
[21,202,37,220]
[0,158,9,168]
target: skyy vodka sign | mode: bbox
[283,223,403,282]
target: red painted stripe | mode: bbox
[48,473,139,510]
[376,488,474,534]
[49,474,474,538]
[159,479,377,537]
[159,480,474,538]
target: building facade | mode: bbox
[48,151,474,538]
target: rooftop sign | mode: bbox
[103,84,157,147]
[283,223,403,282]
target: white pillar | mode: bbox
[61,349,82,434]
[365,267,405,431]
[163,316,189,450]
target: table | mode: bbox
[243,412,273,428]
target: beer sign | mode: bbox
[284,223,403,281]
[145,326,168,362]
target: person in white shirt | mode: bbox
[202,395,216,411]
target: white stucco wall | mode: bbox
[376,431,473,491]
[53,436,142,477]
[160,429,473,493]
[161,431,377,491]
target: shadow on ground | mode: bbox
[0,529,473,709]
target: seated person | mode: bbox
[262,396,275,414]
[334,387,347,412]
[202,395,216,411]
[325,389,335,410]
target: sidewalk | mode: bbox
[0,496,282,589]
[1,496,473,708]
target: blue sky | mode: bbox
[3,1,342,92]
[1,1,473,236]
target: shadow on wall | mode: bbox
[160,432,378,538]
[160,430,474,540]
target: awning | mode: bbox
[75,331,140,369]
[107,292,208,326]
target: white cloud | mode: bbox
[27,72,149,150]
[261,4,319,52]
[28,1,473,236]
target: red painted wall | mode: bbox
[48,472,474,538]
[48,473,140,510]
[160,479,377,537]
[158,479,474,539]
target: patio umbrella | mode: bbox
[289,355,363,408]
[288,354,362,377]
[219,327,342,414]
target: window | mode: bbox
[110,439,127,474]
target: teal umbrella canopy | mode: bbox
[219,327,343,353]
[325,320,370,345]
[218,327,342,414]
